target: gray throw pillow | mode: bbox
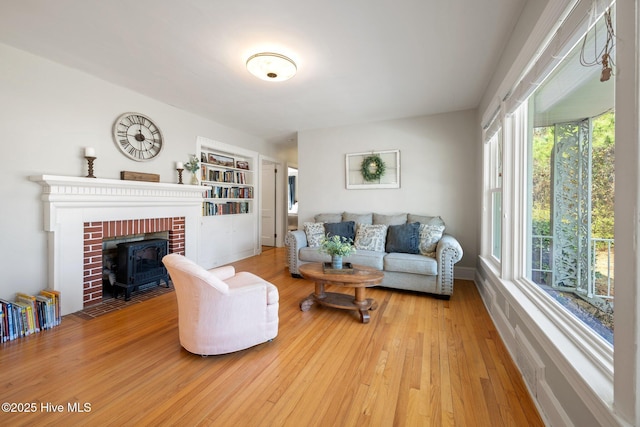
[373,213,408,226]
[323,221,355,241]
[385,222,420,254]
[342,212,373,225]
[314,213,343,223]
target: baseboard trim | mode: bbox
[455,266,476,281]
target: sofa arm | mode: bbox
[285,230,308,276]
[435,234,463,296]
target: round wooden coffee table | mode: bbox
[298,263,384,323]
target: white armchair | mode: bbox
[162,253,279,355]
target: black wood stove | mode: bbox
[115,238,170,300]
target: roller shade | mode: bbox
[505,0,615,115]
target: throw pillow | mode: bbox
[408,214,445,228]
[342,212,373,225]
[303,222,325,247]
[419,223,445,257]
[354,223,388,252]
[385,222,420,254]
[323,221,356,241]
[314,213,343,223]
[373,213,408,226]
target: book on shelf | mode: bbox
[203,201,250,216]
[205,186,253,199]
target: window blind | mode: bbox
[504,0,615,115]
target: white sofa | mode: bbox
[286,212,463,299]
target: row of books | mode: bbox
[203,201,250,216]
[204,186,254,199]
[201,167,248,184]
[0,290,61,342]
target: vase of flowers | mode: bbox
[184,154,200,185]
[319,234,356,269]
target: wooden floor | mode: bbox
[0,248,544,426]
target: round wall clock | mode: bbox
[112,112,164,161]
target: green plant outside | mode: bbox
[531,111,615,239]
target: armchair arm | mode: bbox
[207,265,236,281]
[285,230,308,276]
[435,234,463,296]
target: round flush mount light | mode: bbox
[246,52,297,82]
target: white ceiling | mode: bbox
[0,0,526,144]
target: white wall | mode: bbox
[0,43,275,302]
[297,110,479,269]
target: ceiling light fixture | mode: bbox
[246,52,297,82]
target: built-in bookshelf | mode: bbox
[199,147,254,217]
[1,289,61,343]
[196,136,260,269]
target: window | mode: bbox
[526,11,615,344]
[486,131,503,262]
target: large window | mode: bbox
[526,10,615,344]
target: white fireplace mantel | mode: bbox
[31,175,205,314]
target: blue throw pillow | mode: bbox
[385,222,420,254]
[323,221,356,241]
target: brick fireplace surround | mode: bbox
[84,217,185,306]
[31,175,205,315]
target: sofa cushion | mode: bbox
[384,252,438,276]
[314,213,342,223]
[354,223,388,252]
[342,212,373,225]
[408,214,445,228]
[385,222,420,254]
[303,222,325,247]
[373,213,408,226]
[298,247,384,270]
[298,247,331,263]
[323,221,355,241]
[419,223,445,257]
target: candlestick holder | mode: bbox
[85,156,96,178]
[177,168,184,184]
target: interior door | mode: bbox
[261,161,276,246]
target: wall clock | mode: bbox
[112,112,164,161]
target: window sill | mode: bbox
[478,255,615,422]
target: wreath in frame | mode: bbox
[360,155,386,181]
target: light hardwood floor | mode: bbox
[1,248,544,426]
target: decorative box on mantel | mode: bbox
[30,175,205,315]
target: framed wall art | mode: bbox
[345,149,400,189]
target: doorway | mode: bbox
[287,166,298,231]
[261,159,278,247]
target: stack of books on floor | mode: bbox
[0,289,61,343]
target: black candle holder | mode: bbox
[85,156,96,178]
[177,168,184,184]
